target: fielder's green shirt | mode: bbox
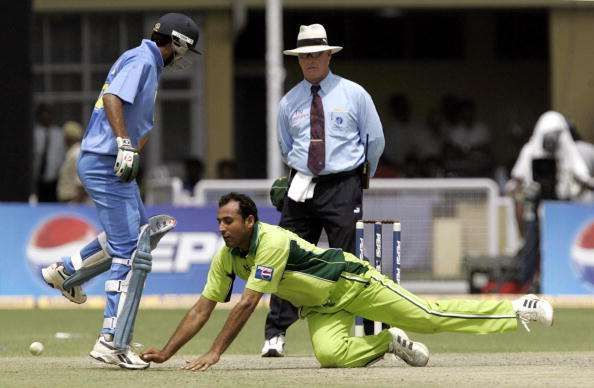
[201,222,370,308]
[201,222,519,369]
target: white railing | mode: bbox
[367,178,499,257]
[144,177,192,205]
[148,177,518,278]
[193,179,275,206]
[497,195,522,256]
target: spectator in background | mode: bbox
[442,98,492,177]
[216,159,238,179]
[33,104,65,202]
[434,94,460,135]
[182,157,204,193]
[570,123,594,202]
[414,110,446,177]
[374,155,398,178]
[57,121,87,203]
[382,94,415,175]
[504,110,594,293]
[509,111,594,202]
[423,94,463,177]
[400,107,445,178]
[493,112,531,195]
[382,94,445,178]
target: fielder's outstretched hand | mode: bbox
[182,351,220,372]
[141,347,170,363]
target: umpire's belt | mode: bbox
[312,166,362,183]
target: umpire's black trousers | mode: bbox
[264,168,362,340]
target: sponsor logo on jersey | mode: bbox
[255,265,274,281]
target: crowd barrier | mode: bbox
[542,201,594,295]
[1,198,593,300]
[0,203,279,296]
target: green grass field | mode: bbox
[3,307,594,356]
[2,307,594,387]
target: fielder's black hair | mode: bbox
[219,192,259,222]
[150,31,172,47]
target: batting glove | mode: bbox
[114,137,140,182]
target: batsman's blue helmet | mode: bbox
[153,13,201,54]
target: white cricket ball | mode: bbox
[29,341,44,356]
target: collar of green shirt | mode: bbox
[230,222,260,257]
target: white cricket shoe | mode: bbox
[388,327,429,367]
[261,334,286,357]
[512,294,554,332]
[41,262,87,304]
[90,334,149,370]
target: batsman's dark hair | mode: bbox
[151,31,172,47]
[219,192,259,222]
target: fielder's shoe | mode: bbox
[41,262,87,304]
[388,327,429,367]
[512,294,554,332]
[90,334,149,370]
[261,334,286,357]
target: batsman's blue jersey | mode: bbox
[74,39,163,335]
[81,39,164,155]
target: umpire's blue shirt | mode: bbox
[82,39,164,155]
[277,71,385,176]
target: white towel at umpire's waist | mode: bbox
[287,171,316,202]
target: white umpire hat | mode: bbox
[283,24,343,56]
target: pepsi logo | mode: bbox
[27,215,97,281]
[570,220,594,288]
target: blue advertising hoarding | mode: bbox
[0,204,280,296]
[542,201,594,294]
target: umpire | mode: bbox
[262,23,385,356]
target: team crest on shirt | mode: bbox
[255,265,274,281]
[331,109,347,128]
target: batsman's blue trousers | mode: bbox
[70,151,148,334]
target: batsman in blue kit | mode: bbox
[41,13,201,370]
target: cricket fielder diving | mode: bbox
[141,193,553,370]
[40,13,200,369]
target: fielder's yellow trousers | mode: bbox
[304,268,518,368]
